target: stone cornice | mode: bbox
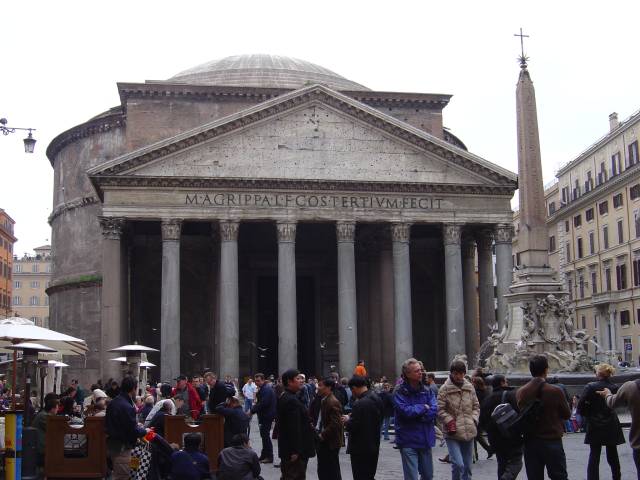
[46,109,126,164]
[46,275,102,295]
[48,196,99,224]
[88,85,517,189]
[547,162,640,222]
[91,175,515,198]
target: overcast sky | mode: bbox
[2,0,639,255]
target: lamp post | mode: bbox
[0,117,36,153]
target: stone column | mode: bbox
[161,219,182,383]
[494,224,514,330]
[219,221,240,379]
[337,221,358,374]
[277,222,298,374]
[444,224,465,364]
[477,229,495,343]
[461,238,479,363]
[391,223,412,374]
[99,217,126,382]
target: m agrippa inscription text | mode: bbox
[185,192,444,210]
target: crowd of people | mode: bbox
[23,355,640,480]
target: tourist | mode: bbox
[479,374,523,480]
[138,394,155,423]
[343,375,383,480]
[242,378,257,413]
[296,373,312,409]
[149,394,185,437]
[105,376,150,480]
[471,376,494,459]
[598,377,640,479]
[217,433,261,480]
[312,377,343,480]
[425,372,439,396]
[85,389,109,417]
[145,387,177,427]
[70,379,86,406]
[215,396,250,448]
[173,374,201,420]
[205,372,236,414]
[250,372,277,464]
[106,380,120,399]
[394,358,438,480]
[354,360,367,377]
[379,382,394,441]
[170,432,210,480]
[437,360,479,480]
[32,395,59,467]
[577,363,624,480]
[516,355,570,480]
[276,369,316,479]
[330,372,349,411]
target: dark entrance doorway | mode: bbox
[256,276,278,376]
[297,276,316,375]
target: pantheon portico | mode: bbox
[46,55,517,383]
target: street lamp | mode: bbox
[0,117,36,153]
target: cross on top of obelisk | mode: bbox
[514,27,530,68]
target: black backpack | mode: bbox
[513,381,546,438]
[491,381,545,439]
[491,391,519,439]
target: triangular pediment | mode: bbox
[89,85,516,193]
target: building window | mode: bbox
[591,271,598,294]
[12,296,21,306]
[568,279,573,300]
[561,186,570,205]
[586,208,594,222]
[579,276,585,298]
[14,281,20,289]
[598,162,607,185]
[549,236,556,252]
[30,281,39,288]
[621,310,631,327]
[635,211,640,239]
[589,231,595,255]
[30,316,40,326]
[565,221,570,233]
[603,225,609,249]
[31,264,38,273]
[548,202,556,215]
[618,219,624,244]
[581,315,587,329]
[516,252,521,266]
[573,179,581,200]
[599,201,609,215]
[585,171,594,192]
[44,296,49,306]
[612,152,621,176]
[14,264,22,273]
[605,267,612,291]
[613,193,624,208]
[46,265,52,273]
[29,296,39,306]
[634,256,640,287]
[631,184,640,200]
[629,141,639,167]
[577,237,584,258]
[574,214,582,227]
[616,263,627,290]
[565,242,571,262]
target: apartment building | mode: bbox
[0,209,17,318]
[542,110,640,364]
[12,245,52,327]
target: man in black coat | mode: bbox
[250,373,277,463]
[277,369,316,479]
[479,374,523,480]
[204,372,235,414]
[343,375,383,480]
[215,396,250,448]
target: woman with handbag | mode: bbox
[577,363,625,480]
[437,360,480,480]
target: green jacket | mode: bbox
[32,410,51,457]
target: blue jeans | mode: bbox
[400,447,433,480]
[243,398,253,412]
[446,438,473,480]
[381,416,392,439]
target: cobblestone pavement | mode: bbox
[247,417,637,479]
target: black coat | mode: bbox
[276,389,316,460]
[479,386,523,452]
[251,383,277,423]
[378,390,394,418]
[208,381,235,413]
[345,390,383,455]
[105,393,147,449]
[215,405,250,448]
[577,379,625,446]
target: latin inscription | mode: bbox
[185,192,444,210]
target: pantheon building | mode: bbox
[46,55,517,383]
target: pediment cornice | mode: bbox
[89,85,517,192]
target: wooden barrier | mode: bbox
[164,414,224,472]
[44,416,106,479]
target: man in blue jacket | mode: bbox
[250,372,277,463]
[394,358,438,480]
[105,376,150,480]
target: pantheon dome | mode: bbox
[168,54,370,91]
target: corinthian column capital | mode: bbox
[99,217,125,240]
[476,228,494,251]
[336,221,356,243]
[494,224,514,244]
[276,221,297,243]
[219,220,240,242]
[390,223,412,243]
[443,224,462,246]
[161,219,183,241]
